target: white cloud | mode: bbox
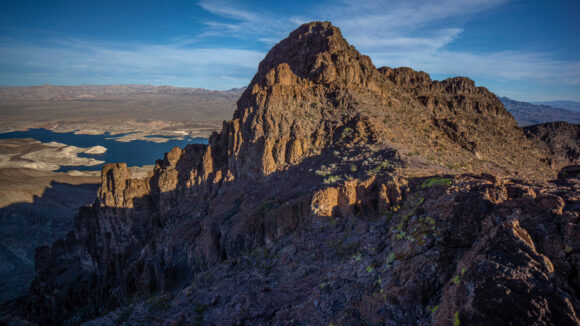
[1,0,578,100]
[195,0,580,93]
[0,39,265,89]
[352,28,463,50]
[368,49,580,86]
[198,0,263,23]
[328,0,508,29]
[197,0,296,41]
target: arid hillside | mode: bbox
[0,85,242,140]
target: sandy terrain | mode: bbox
[0,85,241,142]
[0,168,100,208]
[0,138,106,171]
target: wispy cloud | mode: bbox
[0,38,265,89]
[326,0,508,29]
[351,28,463,50]
[197,0,580,94]
[1,0,578,101]
[198,0,263,23]
[196,0,349,45]
[369,49,580,85]
[197,0,295,41]
[197,0,505,50]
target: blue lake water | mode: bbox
[0,128,208,172]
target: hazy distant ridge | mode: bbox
[500,96,580,126]
[532,100,580,112]
[0,84,244,138]
[0,84,245,100]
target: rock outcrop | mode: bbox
[559,165,580,180]
[3,22,578,326]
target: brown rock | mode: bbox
[98,163,131,207]
[538,194,566,214]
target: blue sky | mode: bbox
[0,0,579,101]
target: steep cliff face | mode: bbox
[4,22,578,326]
[99,22,552,211]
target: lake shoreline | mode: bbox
[0,128,208,172]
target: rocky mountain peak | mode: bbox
[246,21,373,88]
[88,20,554,202]
[5,21,578,326]
[90,20,556,214]
[219,22,386,178]
[234,21,382,117]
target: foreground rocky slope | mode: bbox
[82,173,579,326]
[3,22,578,325]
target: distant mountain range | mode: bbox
[532,100,580,112]
[0,84,245,100]
[500,96,580,126]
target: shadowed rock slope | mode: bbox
[523,121,580,167]
[3,22,578,326]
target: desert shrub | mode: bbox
[421,177,451,189]
[454,311,460,326]
[323,175,343,184]
[340,127,354,140]
[366,159,390,176]
[315,169,331,177]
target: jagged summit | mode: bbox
[222,21,549,181]
[222,22,387,178]
[242,21,376,91]
[22,21,558,215]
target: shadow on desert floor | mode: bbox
[0,181,99,303]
